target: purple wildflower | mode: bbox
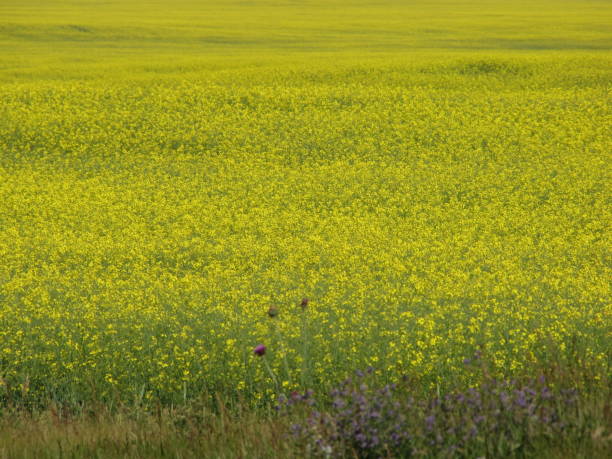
[425,415,436,431]
[253,344,266,356]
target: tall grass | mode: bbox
[0,348,609,458]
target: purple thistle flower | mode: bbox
[253,344,266,356]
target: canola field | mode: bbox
[0,0,610,407]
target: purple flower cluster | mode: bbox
[285,368,579,458]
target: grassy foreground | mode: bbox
[0,0,611,456]
[0,356,609,458]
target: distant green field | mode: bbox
[0,0,610,415]
[1,0,611,81]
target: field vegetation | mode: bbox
[0,0,610,457]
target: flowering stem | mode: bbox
[262,357,279,391]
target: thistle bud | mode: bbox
[253,344,266,356]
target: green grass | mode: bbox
[0,357,609,458]
[0,403,298,458]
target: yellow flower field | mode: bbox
[0,0,610,407]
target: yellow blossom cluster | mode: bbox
[0,0,610,405]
